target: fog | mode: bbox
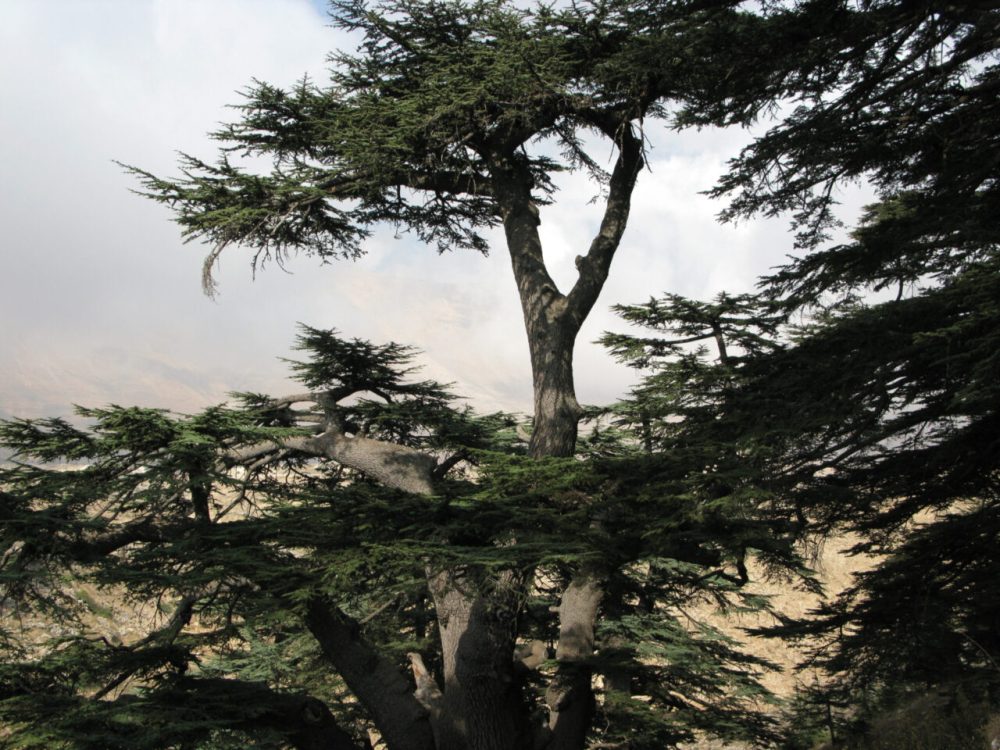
[0,0,861,422]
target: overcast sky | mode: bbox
[0,0,866,422]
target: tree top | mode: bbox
[123,0,765,293]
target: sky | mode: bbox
[0,0,867,423]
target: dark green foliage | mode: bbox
[817,500,1000,689]
[600,0,1000,739]
[102,1,823,740]
[592,609,780,748]
[123,1,553,264]
[119,0,777,286]
[606,261,1000,742]
[17,0,1000,745]
[280,326,448,399]
[730,0,1000,707]
[1,326,788,748]
[689,0,1000,253]
[604,293,783,367]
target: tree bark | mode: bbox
[527,320,583,459]
[305,599,436,750]
[545,571,605,750]
[485,127,643,749]
[490,159,583,460]
[227,425,436,495]
[428,569,530,750]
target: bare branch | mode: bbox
[566,124,644,327]
[407,651,444,727]
[225,427,436,496]
[201,243,226,298]
[305,599,435,750]
[431,450,467,480]
[358,594,401,625]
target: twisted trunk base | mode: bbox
[428,570,531,750]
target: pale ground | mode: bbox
[672,534,873,750]
[4,493,875,747]
[698,533,871,699]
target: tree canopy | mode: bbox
[3,0,1000,748]
[4,1,796,749]
[0,325,789,749]
[604,0,1000,741]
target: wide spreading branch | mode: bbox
[3,3,829,750]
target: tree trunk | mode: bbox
[491,159,584,461]
[305,599,436,750]
[442,131,641,750]
[545,570,605,750]
[429,570,530,750]
[527,320,582,459]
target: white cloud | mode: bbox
[0,1,846,423]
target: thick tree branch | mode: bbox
[408,651,445,746]
[66,517,186,561]
[427,568,527,750]
[227,390,438,746]
[405,170,494,197]
[546,569,606,750]
[169,676,364,750]
[566,125,644,327]
[226,427,436,496]
[491,157,566,327]
[305,599,436,750]
[432,450,468,480]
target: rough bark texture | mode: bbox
[527,323,583,459]
[545,571,606,750]
[429,570,529,750]
[305,599,436,750]
[409,651,446,747]
[490,161,583,459]
[482,129,643,749]
[228,427,437,495]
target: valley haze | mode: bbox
[0,0,863,422]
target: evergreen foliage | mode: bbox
[92,1,806,747]
[1,326,785,749]
[602,0,1000,740]
[7,0,998,746]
